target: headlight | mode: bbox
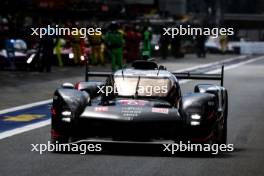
[62,111,71,116]
[61,111,72,122]
[190,121,200,126]
[62,117,71,122]
[154,45,160,50]
[27,53,35,64]
[191,114,201,120]
[190,114,201,126]
[80,55,85,61]
[69,53,74,59]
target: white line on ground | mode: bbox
[178,55,264,84]
[0,55,263,140]
[0,99,52,115]
[175,55,248,72]
[0,119,50,140]
[207,55,264,74]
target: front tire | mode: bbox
[215,91,228,144]
[51,129,70,144]
[220,91,228,144]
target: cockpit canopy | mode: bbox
[114,76,173,97]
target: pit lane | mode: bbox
[0,55,264,176]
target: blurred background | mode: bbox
[0,0,264,71]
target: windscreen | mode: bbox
[114,76,172,97]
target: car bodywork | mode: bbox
[51,60,228,145]
[0,39,37,70]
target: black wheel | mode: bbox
[214,91,228,144]
[210,91,228,145]
[51,130,70,144]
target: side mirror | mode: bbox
[158,65,166,70]
[61,82,74,89]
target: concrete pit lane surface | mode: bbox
[0,55,264,176]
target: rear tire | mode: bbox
[51,133,70,144]
[215,91,228,144]
[221,91,228,144]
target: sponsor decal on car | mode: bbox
[121,107,143,118]
[94,107,108,112]
[119,100,146,106]
[151,108,169,114]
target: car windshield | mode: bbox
[114,76,172,97]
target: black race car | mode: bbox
[0,39,37,70]
[51,60,228,145]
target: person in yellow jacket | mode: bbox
[54,37,63,66]
[219,34,227,54]
[71,32,81,64]
[89,33,104,65]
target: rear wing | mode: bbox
[85,65,224,86]
[172,65,224,86]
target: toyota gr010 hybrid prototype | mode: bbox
[51,60,228,145]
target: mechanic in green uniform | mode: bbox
[141,26,152,60]
[105,22,124,71]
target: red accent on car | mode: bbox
[207,110,215,120]
[75,82,81,90]
[51,106,56,116]
[192,131,214,142]
[152,108,169,114]
[119,99,146,106]
[51,129,61,138]
[94,106,108,112]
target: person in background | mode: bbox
[89,26,104,65]
[219,34,227,54]
[79,34,86,64]
[124,25,141,63]
[196,34,207,58]
[36,20,54,72]
[5,38,15,70]
[104,22,124,71]
[71,23,81,64]
[54,37,63,67]
[118,24,126,64]
[160,26,170,60]
[171,33,184,58]
[141,26,152,60]
[133,25,142,61]
[39,32,54,72]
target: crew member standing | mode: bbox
[5,38,15,69]
[39,33,54,72]
[124,25,141,62]
[141,26,152,60]
[89,29,104,65]
[219,34,227,54]
[105,22,124,71]
[196,34,207,58]
[54,37,63,66]
[71,25,81,64]
[160,27,170,60]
